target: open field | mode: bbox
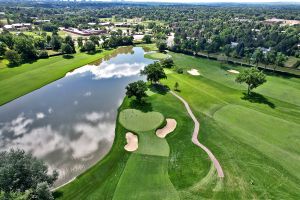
[0,49,114,106]
[56,46,300,199]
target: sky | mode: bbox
[103,0,300,2]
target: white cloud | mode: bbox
[66,62,147,80]
[48,107,53,114]
[36,112,45,119]
[84,91,92,97]
[0,113,34,136]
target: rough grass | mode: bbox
[119,109,164,132]
[0,49,114,106]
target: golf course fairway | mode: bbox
[56,50,300,199]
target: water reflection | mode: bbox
[0,47,153,187]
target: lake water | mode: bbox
[0,46,153,187]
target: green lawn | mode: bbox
[119,109,164,132]
[56,48,300,199]
[0,49,114,106]
[144,52,169,60]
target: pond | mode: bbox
[0,46,154,187]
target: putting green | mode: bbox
[119,109,164,132]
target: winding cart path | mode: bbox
[171,91,224,178]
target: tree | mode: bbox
[0,42,6,56]
[156,40,167,52]
[142,35,152,44]
[174,82,179,91]
[32,182,54,200]
[61,43,74,54]
[161,58,174,68]
[223,44,231,62]
[140,62,167,84]
[0,149,58,198]
[266,50,276,69]
[125,80,148,103]
[64,36,76,53]
[235,68,266,95]
[89,35,100,46]
[252,49,264,67]
[77,37,83,48]
[274,52,287,71]
[5,50,21,66]
[14,36,37,61]
[50,35,62,51]
[83,40,96,53]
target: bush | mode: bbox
[5,50,21,66]
[176,68,183,74]
[38,51,49,59]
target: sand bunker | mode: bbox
[156,119,177,138]
[187,69,200,76]
[227,69,240,74]
[124,132,138,152]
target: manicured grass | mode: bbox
[113,154,179,200]
[144,52,169,60]
[57,47,300,199]
[137,43,158,51]
[119,109,164,132]
[0,49,114,106]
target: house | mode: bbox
[259,47,271,54]
[3,25,13,30]
[231,42,239,47]
[115,22,131,28]
[34,20,51,25]
[99,22,112,26]
[88,22,97,26]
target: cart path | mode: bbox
[170,91,224,178]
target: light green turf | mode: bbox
[0,49,114,106]
[144,52,169,60]
[119,109,164,132]
[135,131,170,157]
[113,154,179,200]
[137,43,158,51]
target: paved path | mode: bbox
[170,91,224,178]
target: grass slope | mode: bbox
[0,49,114,106]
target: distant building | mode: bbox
[34,20,51,25]
[99,22,112,26]
[64,28,107,36]
[259,47,271,54]
[3,23,32,30]
[231,42,239,47]
[264,18,300,26]
[88,22,97,26]
[115,22,131,28]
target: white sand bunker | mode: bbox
[187,69,200,76]
[227,69,240,74]
[156,119,177,138]
[124,132,138,152]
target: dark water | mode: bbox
[0,47,153,187]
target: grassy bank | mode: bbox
[0,49,114,106]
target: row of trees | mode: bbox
[0,31,76,66]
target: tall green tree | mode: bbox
[140,62,167,84]
[235,67,266,95]
[5,50,21,66]
[252,49,264,67]
[125,80,148,103]
[0,149,58,199]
